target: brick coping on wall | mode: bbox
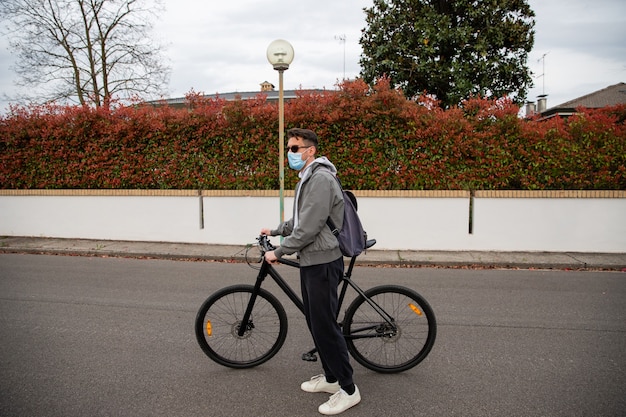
[0,190,624,198]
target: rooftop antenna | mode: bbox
[537,52,549,95]
[335,34,346,80]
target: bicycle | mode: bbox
[195,235,436,373]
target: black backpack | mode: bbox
[326,177,366,258]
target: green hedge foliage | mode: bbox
[1,79,625,190]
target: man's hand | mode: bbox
[264,250,279,264]
[260,228,272,236]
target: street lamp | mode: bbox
[266,39,294,226]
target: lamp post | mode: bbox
[266,39,294,225]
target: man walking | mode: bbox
[261,128,361,415]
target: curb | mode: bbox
[1,236,625,271]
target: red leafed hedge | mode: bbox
[1,79,625,190]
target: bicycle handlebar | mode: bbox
[257,234,377,273]
[258,234,377,258]
[257,235,275,253]
[257,235,302,268]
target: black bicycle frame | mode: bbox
[237,252,395,338]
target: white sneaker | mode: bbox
[301,374,340,394]
[318,386,361,415]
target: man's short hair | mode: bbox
[287,128,318,147]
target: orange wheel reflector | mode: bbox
[409,303,423,316]
[206,320,213,336]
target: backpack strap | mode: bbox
[326,217,340,236]
[326,173,343,237]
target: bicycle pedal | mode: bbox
[301,352,318,362]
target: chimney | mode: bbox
[537,94,548,113]
[260,81,275,92]
[525,101,536,117]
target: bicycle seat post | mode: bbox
[344,255,358,279]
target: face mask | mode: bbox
[288,151,307,170]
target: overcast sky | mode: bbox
[1,0,625,113]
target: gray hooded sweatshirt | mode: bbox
[272,157,344,266]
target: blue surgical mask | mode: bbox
[288,152,307,170]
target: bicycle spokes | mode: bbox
[343,285,436,373]
[195,285,288,369]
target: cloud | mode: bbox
[155,0,370,96]
[526,0,626,106]
[0,0,624,112]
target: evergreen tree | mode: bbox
[360,0,535,108]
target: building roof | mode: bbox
[150,88,329,108]
[539,82,626,119]
[553,82,626,109]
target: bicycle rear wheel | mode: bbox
[195,284,288,368]
[343,285,436,373]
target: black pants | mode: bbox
[300,257,354,389]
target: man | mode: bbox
[261,128,361,415]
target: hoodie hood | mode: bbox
[293,156,339,229]
[299,156,337,181]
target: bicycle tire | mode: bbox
[343,284,436,373]
[195,284,288,369]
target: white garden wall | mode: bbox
[1,190,625,253]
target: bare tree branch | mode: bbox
[0,0,170,107]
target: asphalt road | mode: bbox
[1,254,625,417]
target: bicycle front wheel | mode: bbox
[195,284,288,369]
[344,285,436,373]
